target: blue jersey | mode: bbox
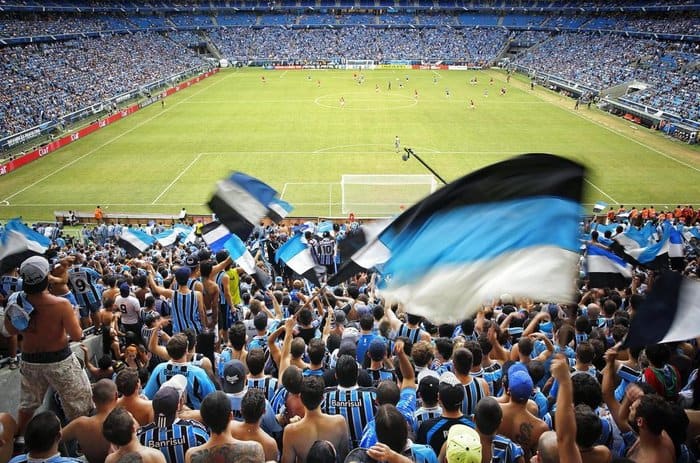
[0,275,22,299]
[270,386,288,414]
[360,387,416,448]
[365,368,397,387]
[248,376,279,403]
[143,362,215,410]
[490,434,525,463]
[356,333,378,363]
[171,291,202,334]
[68,266,102,309]
[407,443,439,463]
[397,323,422,344]
[138,419,209,463]
[615,364,642,402]
[323,387,377,447]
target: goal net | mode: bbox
[341,175,438,217]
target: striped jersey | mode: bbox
[68,266,102,309]
[8,455,82,463]
[137,419,209,463]
[460,378,486,418]
[248,376,279,403]
[171,290,202,334]
[396,323,423,344]
[489,434,525,463]
[322,386,377,447]
[414,406,443,431]
[171,278,199,291]
[317,237,335,266]
[143,363,216,410]
[365,368,397,387]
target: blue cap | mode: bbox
[508,364,533,402]
[368,339,387,361]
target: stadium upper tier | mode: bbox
[0,11,697,38]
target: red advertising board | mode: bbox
[0,68,219,176]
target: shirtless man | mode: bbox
[48,255,77,309]
[229,389,279,461]
[61,379,118,463]
[103,408,165,463]
[199,261,220,339]
[603,348,675,463]
[116,369,154,426]
[185,391,265,463]
[4,256,93,440]
[281,375,350,463]
[497,364,549,460]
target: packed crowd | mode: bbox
[0,32,207,138]
[0,209,700,463]
[514,32,700,121]
[210,27,509,63]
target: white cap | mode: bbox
[20,256,50,285]
[161,374,187,397]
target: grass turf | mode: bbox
[1,68,699,221]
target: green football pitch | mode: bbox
[1,68,699,222]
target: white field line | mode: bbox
[1,72,233,204]
[516,75,700,175]
[151,153,204,204]
[584,179,618,204]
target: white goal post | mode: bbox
[341,174,438,217]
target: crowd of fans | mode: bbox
[210,27,508,63]
[514,32,700,121]
[0,210,699,463]
[0,32,207,138]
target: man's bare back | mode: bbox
[62,414,112,463]
[230,421,278,462]
[189,442,265,463]
[117,396,154,427]
[498,402,548,459]
[106,448,165,463]
[282,413,349,463]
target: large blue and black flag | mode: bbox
[585,244,633,290]
[208,172,292,241]
[624,271,700,348]
[275,234,321,286]
[372,153,586,323]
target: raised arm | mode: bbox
[394,339,415,390]
[602,346,631,433]
[149,324,170,360]
[80,343,101,378]
[532,332,555,362]
[278,316,297,382]
[267,324,285,370]
[551,354,582,463]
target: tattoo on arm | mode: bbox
[190,443,265,463]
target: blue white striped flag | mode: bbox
[117,228,156,256]
[593,201,607,213]
[275,234,321,286]
[0,219,51,269]
[370,154,586,323]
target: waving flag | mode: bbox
[615,221,671,269]
[208,172,293,240]
[624,271,700,348]
[201,221,232,252]
[275,234,321,286]
[154,229,180,247]
[585,245,633,289]
[373,153,585,323]
[669,227,684,271]
[593,201,607,213]
[328,220,391,286]
[0,219,51,270]
[117,228,156,256]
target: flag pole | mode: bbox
[402,148,448,185]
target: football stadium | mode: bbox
[0,1,699,463]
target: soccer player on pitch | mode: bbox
[394,136,400,153]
